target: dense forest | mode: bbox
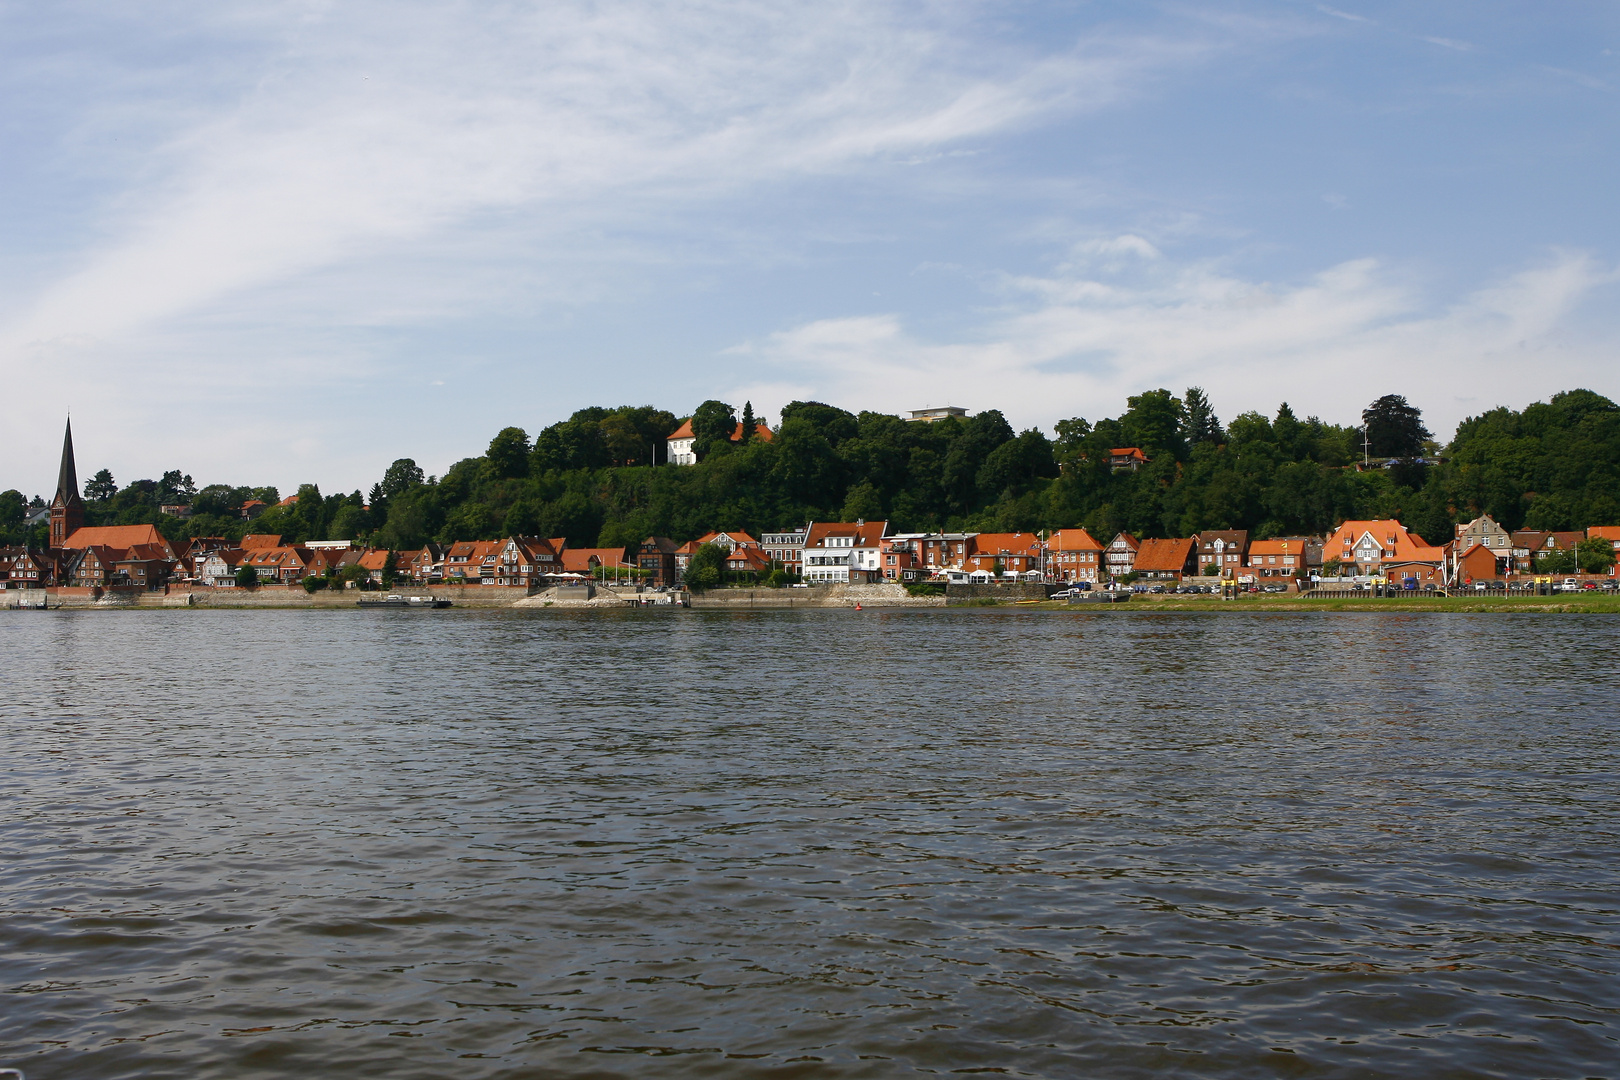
[4,389,1618,551]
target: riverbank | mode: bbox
[1006,591,1620,614]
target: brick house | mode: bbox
[1245,538,1308,578]
[1588,526,1620,576]
[1456,542,1507,583]
[963,532,1043,577]
[1048,528,1106,583]
[1196,530,1249,577]
[1323,520,1446,578]
[636,537,681,587]
[1133,537,1198,581]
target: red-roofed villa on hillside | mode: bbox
[666,418,774,466]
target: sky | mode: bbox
[2,0,1617,497]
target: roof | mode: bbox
[1133,537,1197,572]
[1326,520,1444,563]
[1588,526,1620,542]
[640,536,681,554]
[61,524,168,552]
[969,532,1042,557]
[1247,538,1309,557]
[279,495,299,506]
[561,547,632,573]
[357,550,391,570]
[1110,447,1148,462]
[1048,527,1104,552]
[1107,531,1140,551]
[241,534,283,549]
[1197,530,1249,550]
[667,419,775,444]
[803,520,888,549]
[695,530,759,547]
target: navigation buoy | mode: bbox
[854,602,863,610]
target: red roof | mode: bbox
[61,524,168,551]
[668,420,774,443]
[1048,527,1104,553]
[1110,447,1148,462]
[241,534,283,549]
[1133,537,1197,573]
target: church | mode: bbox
[5,419,176,588]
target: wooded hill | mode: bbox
[4,389,1617,550]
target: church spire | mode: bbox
[50,416,84,548]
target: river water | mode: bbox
[2,608,1616,1079]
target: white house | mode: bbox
[801,520,887,583]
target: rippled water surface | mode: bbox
[2,608,1618,1079]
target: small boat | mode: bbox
[357,594,452,609]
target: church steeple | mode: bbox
[50,417,84,548]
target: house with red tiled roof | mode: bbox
[442,540,504,583]
[693,530,759,552]
[1109,447,1148,473]
[801,520,887,583]
[60,523,173,558]
[1456,542,1506,584]
[1323,520,1445,578]
[241,534,283,550]
[666,418,774,466]
[722,545,773,577]
[240,499,267,520]
[636,537,682,587]
[1245,538,1309,580]
[1048,527,1106,583]
[963,532,1043,577]
[1134,537,1198,581]
[561,546,634,578]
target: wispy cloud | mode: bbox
[727,248,1619,438]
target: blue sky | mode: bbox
[2,1,1616,496]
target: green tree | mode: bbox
[684,542,728,591]
[739,401,757,444]
[84,469,117,501]
[235,562,259,588]
[381,550,398,587]
[486,427,532,479]
[1362,395,1432,459]
[1576,536,1617,575]
[1535,548,1577,575]
[689,400,737,461]
[1181,387,1223,446]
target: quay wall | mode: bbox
[945,583,1060,604]
[689,583,943,608]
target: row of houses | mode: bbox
[8,513,1618,593]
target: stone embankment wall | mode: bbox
[184,584,534,608]
[689,583,943,608]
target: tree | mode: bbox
[235,562,258,588]
[1123,389,1187,461]
[1535,548,1577,575]
[381,550,398,588]
[486,428,531,480]
[159,470,196,502]
[684,542,728,591]
[1362,395,1432,459]
[739,401,757,444]
[1576,536,1617,575]
[379,458,425,500]
[1181,387,1223,447]
[689,400,737,461]
[84,469,117,501]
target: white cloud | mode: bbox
[729,248,1619,439]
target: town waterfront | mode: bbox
[3,609,1617,1078]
